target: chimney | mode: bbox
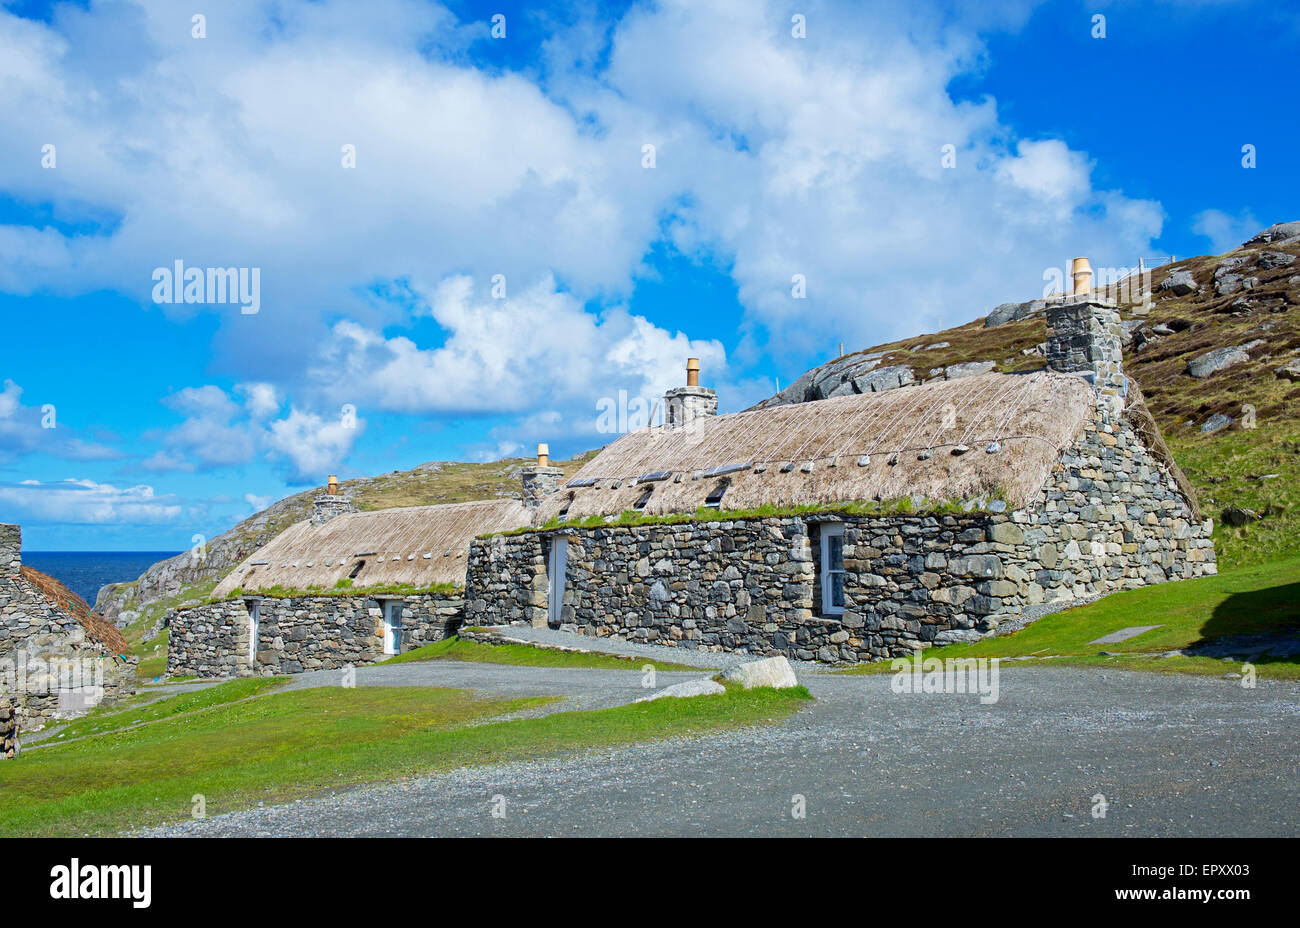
[1070,256,1094,296]
[312,475,356,526]
[664,357,718,428]
[521,443,564,510]
[1046,265,1126,422]
[0,524,20,579]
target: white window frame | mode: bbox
[820,524,846,616]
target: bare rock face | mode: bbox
[1187,344,1254,378]
[1244,221,1300,246]
[945,360,996,380]
[984,299,1047,328]
[1159,269,1198,296]
[753,354,914,409]
[1258,251,1297,270]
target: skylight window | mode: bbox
[704,480,729,509]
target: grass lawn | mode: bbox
[0,678,811,836]
[383,635,700,672]
[839,556,1300,678]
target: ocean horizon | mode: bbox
[22,551,180,610]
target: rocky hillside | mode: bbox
[96,453,595,635]
[754,220,1300,569]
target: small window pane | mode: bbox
[828,534,843,571]
[829,572,845,608]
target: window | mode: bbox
[820,524,846,615]
[704,480,729,509]
[633,488,653,511]
[558,493,574,519]
[348,559,366,579]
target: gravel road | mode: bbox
[141,662,1300,838]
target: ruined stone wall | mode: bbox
[1,697,17,759]
[0,574,137,730]
[167,591,463,677]
[464,413,1214,664]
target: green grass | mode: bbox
[838,556,1300,678]
[41,677,289,742]
[0,682,811,836]
[382,636,700,671]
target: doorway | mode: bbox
[547,536,568,628]
[382,600,403,655]
[244,598,261,665]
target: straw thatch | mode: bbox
[213,498,531,597]
[538,371,1096,521]
[20,565,130,655]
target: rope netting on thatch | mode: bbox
[543,371,1096,519]
[19,565,131,655]
[1122,380,1202,520]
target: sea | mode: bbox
[22,552,180,610]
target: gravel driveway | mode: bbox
[141,663,1300,838]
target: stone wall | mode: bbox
[0,572,137,731]
[464,414,1214,664]
[1,697,17,759]
[167,591,463,677]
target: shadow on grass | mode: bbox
[1185,579,1300,664]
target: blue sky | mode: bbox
[0,0,1295,550]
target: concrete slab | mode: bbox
[1089,625,1163,645]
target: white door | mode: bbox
[383,601,403,654]
[246,599,260,664]
[547,537,568,627]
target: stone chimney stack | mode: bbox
[664,357,718,428]
[312,474,356,526]
[1045,278,1126,422]
[521,443,564,510]
[0,524,20,579]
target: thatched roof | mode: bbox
[537,371,1096,520]
[19,565,131,655]
[213,498,530,597]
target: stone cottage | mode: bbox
[0,524,137,741]
[167,491,531,676]
[463,297,1216,663]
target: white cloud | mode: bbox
[1192,208,1259,256]
[0,478,182,524]
[144,383,362,480]
[0,379,121,462]
[0,0,1167,433]
[312,274,726,444]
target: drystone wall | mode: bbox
[1,698,17,759]
[464,414,1214,664]
[167,591,463,677]
[0,574,137,730]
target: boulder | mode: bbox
[721,656,799,690]
[1159,269,1197,296]
[984,299,1047,328]
[636,678,726,702]
[1187,345,1250,378]
[1244,221,1300,246]
[1275,359,1300,382]
[1221,506,1261,527]
[1200,413,1233,433]
[1257,251,1297,270]
[1215,274,1244,297]
[945,360,996,380]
